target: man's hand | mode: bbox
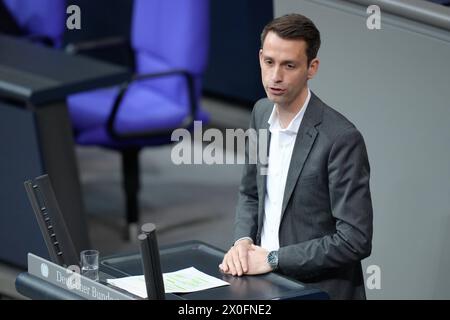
[219,239,253,276]
[245,244,272,275]
[220,242,274,276]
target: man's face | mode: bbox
[259,31,318,108]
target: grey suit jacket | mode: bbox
[234,92,373,300]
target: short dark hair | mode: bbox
[261,13,321,65]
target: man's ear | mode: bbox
[307,58,320,79]
[259,49,263,66]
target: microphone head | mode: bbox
[137,233,148,241]
[141,223,156,234]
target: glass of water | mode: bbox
[80,249,99,281]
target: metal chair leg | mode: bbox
[121,148,140,240]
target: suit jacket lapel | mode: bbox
[280,92,323,220]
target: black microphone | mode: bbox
[138,223,165,300]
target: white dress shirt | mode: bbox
[260,88,311,251]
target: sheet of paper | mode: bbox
[163,267,230,293]
[107,267,230,298]
[107,275,147,298]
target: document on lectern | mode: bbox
[107,267,230,298]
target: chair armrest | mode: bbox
[106,70,197,140]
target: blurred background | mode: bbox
[0,0,449,299]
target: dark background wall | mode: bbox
[202,0,273,106]
[63,0,133,67]
[64,0,133,43]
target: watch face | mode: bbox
[268,251,278,269]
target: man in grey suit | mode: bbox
[219,13,373,299]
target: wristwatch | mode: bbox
[267,250,279,271]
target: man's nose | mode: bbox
[271,65,283,83]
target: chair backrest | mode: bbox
[2,0,65,47]
[131,0,209,106]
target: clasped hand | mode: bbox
[219,240,273,276]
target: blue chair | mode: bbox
[1,0,65,47]
[67,0,210,238]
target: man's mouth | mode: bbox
[268,87,286,95]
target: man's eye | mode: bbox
[287,64,295,69]
[265,60,273,65]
